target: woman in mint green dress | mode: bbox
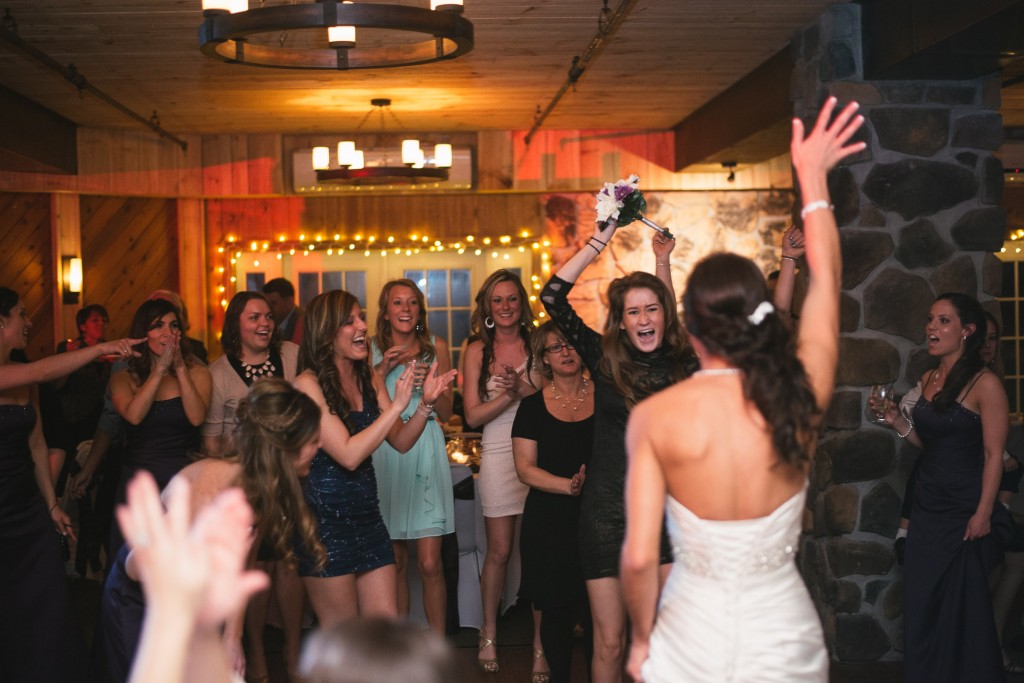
[372,279,455,633]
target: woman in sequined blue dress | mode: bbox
[294,289,457,627]
[0,287,141,683]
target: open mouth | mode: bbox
[637,329,656,342]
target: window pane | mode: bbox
[451,269,471,307]
[298,272,319,307]
[245,272,266,291]
[427,270,448,307]
[1002,300,1015,335]
[428,311,449,343]
[345,271,367,308]
[405,270,426,292]
[1002,261,1017,297]
[321,271,343,292]
[451,310,471,349]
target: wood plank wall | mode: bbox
[0,192,54,360]
[80,196,180,338]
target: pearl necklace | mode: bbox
[550,377,590,411]
[239,356,276,380]
[694,368,742,377]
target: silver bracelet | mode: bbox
[417,401,435,418]
[781,255,798,263]
[800,200,834,220]
[896,417,914,439]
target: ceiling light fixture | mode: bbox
[198,0,473,70]
[312,98,452,186]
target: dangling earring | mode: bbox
[484,316,495,329]
[0,319,4,329]
[416,322,423,332]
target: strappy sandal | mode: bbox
[477,635,499,673]
[532,648,551,683]
[1005,659,1024,675]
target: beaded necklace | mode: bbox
[550,376,590,411]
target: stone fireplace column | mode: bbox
[792,3,1005,662]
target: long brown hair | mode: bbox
[126,298,195,382]
[598,272,694,407]
[233,378,325,571]
[299,289,375,421]
[374,279,436,362]
[469,269,535,399]
[683,252,817,469]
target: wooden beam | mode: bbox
[672,48,793,171]
[860,0,1024,80]
[0,85,77,174]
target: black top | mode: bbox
[541,274,696,578]
[512,390,593,608]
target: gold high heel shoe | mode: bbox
[477,635,499,673]
[532,649,551,683]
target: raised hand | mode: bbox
[421,360,458,404]
[374,344,409,378]
[652,231,675,260]
[391,363,417,413]
[781,226,805,259]
[790,97,865,179]
[154,336,177,376]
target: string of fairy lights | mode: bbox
[211,230,555,319]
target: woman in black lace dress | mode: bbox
[540,230,696,682]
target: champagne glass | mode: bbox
[868,383,893,424]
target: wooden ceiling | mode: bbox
[0,0,1022,169]
[0,0,839,137]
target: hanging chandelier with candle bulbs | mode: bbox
[199,0,474,70]
[310,98,453,186]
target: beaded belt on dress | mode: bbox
[673,541,797,578]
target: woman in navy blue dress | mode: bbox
[0,287,140,683]
[293,289,456,627]
[878,293,1010,682]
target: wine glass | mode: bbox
[867,383,893,424]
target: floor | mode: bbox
[72,578,919,682]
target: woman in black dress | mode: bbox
[878,293,1009,682]
[0,287,138,683]
[541,231,696,682]
[513,321,593,683]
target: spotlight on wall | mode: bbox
[722,161,737,183]
[62,256,82,305]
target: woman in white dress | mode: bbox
[621,97,866,682]
[461,269,546,679]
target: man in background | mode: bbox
[263,277,304,345]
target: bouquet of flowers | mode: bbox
[594,174,673,238]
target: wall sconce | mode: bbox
[62,256,82,304]
[722,161,737,183]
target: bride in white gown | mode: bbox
[621,97,866,683]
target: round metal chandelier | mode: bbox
[198,1,474,70]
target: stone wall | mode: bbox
[793,4,1005,661]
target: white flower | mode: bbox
[595,174,641,223]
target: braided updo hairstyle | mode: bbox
[233,378,325,571]
[683,253,819,469]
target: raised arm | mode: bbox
[791,98,865,412]
[553,219,618,284]
[773,226,805,315]
[379,362,458,453]
[294,369,412,470]
[652,230,677,299]
[0,337,141,391]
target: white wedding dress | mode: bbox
[641,487,828,682]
